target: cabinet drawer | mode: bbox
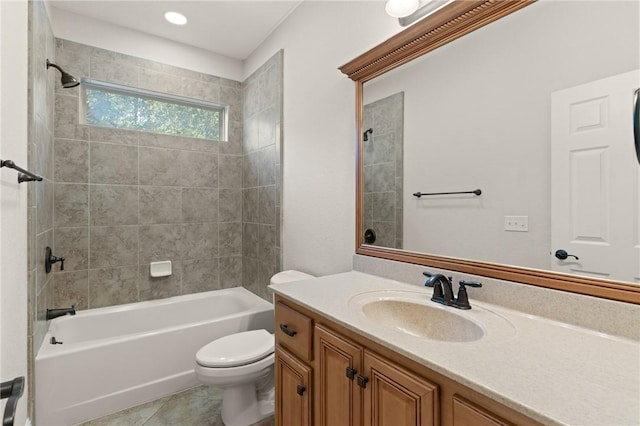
[275,301,313,361]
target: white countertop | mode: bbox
[269,271,640,426]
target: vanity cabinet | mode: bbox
[274,295,540,426]
[315,324,437,426]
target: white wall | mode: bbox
[244,2,402,276]
[364,0,639,270]
[0,1,30,424]
[49,6,244,81]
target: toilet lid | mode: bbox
[196,329,274,368]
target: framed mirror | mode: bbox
[340,0,640,304]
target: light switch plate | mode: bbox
[504,215,529,232]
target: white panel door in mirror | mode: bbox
[551,69,640,282]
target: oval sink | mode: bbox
[362,300,484,342]
[349,290,516,343]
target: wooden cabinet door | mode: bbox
[314,324,363,426]
[275,346,312,426]
[363,350,438,426]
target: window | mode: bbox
[81,79,226,141]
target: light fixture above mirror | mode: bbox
[385,0,419,18]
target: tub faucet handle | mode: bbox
[45,246,65,272]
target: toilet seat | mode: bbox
[196,329,274,368]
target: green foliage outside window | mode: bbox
[85,86,221,141]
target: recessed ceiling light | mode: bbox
[164,11,187,25]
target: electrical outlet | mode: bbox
[504,215,528,232]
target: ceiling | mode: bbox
[49,1,303,60]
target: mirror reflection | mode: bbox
[362,0,640,285]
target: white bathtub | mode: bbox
[35,287,274,426]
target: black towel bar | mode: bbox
[0,159,43,183]
[413,189,482,198]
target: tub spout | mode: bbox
[46,305,75,321]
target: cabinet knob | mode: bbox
[357,375,369,389]
[346,367,357,380]
[296,385,306,396]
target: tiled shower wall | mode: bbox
[28,0,56,417]
[242,52,283,299]
[50,40,248,309]
[363,92,404,249]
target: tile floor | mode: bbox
[78,386,274,426]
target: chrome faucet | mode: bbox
[423,272,482,310]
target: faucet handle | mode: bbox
[455,280,482,310]
[459,280,482,288]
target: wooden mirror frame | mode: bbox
[340,0,640,304]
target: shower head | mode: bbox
[46,59,80,88]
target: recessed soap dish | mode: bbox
[150,261,172,278]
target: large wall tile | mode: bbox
[54,139,88,183]
[242,188,258,223]
[54,183,88,227]
[372,191,395,222]
[139,68,182,96]
[90,185,139,226]
[90,57,139,87]
[218,155,242,189]
[90,142,138,184]
[182,188,218,223]
[219,189,242,223]
[89,127,139,146]
[258,185,276,225]
[52,270,88,310]
[257,107,277,149]
[219,222,242,256]
[258,146,276,186]
[35,117,54,180]
[138,262,182,300]
[258,224,276,264]
[242,223,258,259]
[182,259,220,294]
[220,256,242,288]
[89,226,138,269]
[180,150,218,188]
[37,179,54,233]
[88,267,138,308]
[54,227,88,271]
[139,186,182,225]
[54,94,88,140]
[36,229,53,294]
[243,151,259,188]
[139,224,183,264]
[138,132,217,153]
[139,147,182,186]
[182,78,220,103]
[183,223,218,260]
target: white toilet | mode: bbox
[194,270,314,426]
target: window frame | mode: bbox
[80,78,228,141]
